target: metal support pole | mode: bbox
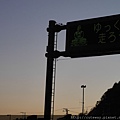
[81,85,86,114]
[82,87,84,114]
[44,20,56,120]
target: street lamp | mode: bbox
[81,85,86,114]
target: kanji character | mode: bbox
[98,33,106,44]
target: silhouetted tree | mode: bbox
[88,81,120,115]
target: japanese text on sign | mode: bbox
[66,14,120,57]
[71,19,120,47]
[94,20,120,44]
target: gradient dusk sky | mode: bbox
[1,0,120,115]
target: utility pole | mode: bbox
[20,112,26,119]
[81,85,86,114]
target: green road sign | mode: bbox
[66,14,120,57]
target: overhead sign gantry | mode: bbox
[44,14,120,120]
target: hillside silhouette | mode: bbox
[88,81,120,115]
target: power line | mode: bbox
[69,110,79,114]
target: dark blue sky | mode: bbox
[1,0,120,115]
